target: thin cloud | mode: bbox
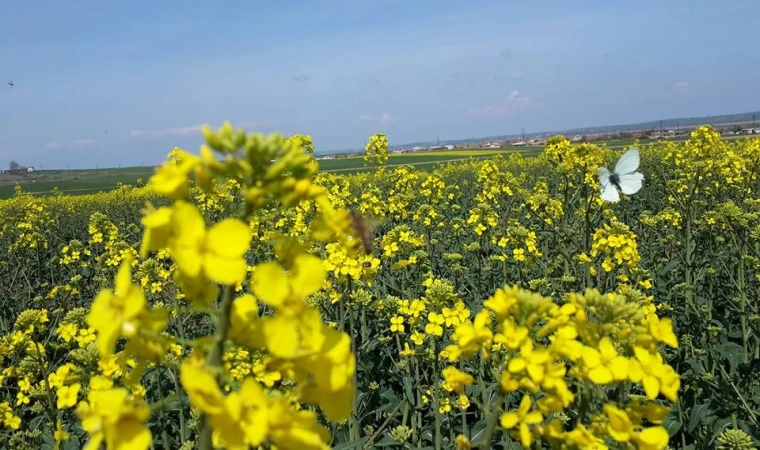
[380,113,395,125]
[499,47,513,58]
[356,113,395,125]
[127,121,273,140]
[71,138,97,147]
[127,124,205,139]
[493,71,524,81]
[673,81,690,90]
[44,141,59,150]
[467,90,538,117]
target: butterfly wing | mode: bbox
[599,167,620,202]
[600,182,620,202]
[617,172,644,195]
[599,166,611,188]
[614,147,640,175]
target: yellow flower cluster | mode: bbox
[586,220,641,273]
[443,285,679,448]
[364,133,389,167]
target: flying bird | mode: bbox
[7,81,13,88]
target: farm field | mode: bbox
[1,124,758,449]
[0,148,528,199]
[0,139,688,199]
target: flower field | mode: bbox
[0,123,758,450]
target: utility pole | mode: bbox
[660,120,664,136]
[522,128,525,141]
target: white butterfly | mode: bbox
[599,147,644,202]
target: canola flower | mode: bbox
[1,124,759,449]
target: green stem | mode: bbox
[433,360,442,450]
[198,284,235,450]
[479,392,505,450]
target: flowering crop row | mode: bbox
[0,125,758,449]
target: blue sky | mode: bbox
[1,0,759,169]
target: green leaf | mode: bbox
[402,376,415,406]
[332,437,368,450]
[715,342,744,375]
[664,413,682,437]
[711,417,734,443]
[469,419,489,445]
[688,402,711,433]
[373,435,401,447]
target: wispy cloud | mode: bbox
[356,113,396,125]
[380,113,395,125]
[127,121,274,140]
[71,138,97,147]
[44,141,59,150]
[467,90,538,117]
[673,80,690,90]
[293,73,309,83]
[127,124,205,139]
[494,71,524,81]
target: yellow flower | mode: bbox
[56,383,81,409]
[411,331,425,346]
[400,342,415,357]
[16,392,29,406]
[494,319,528,350]
[581,337,629,384]
[500,395,543,447]
[139,205,173,258]
[76,388,152,450]
[170,201,251,285]
[628,347,680,401]
[54,419,70,445]
[87,257,147,358]
[76,327,97,347]
[267,397,331,450]
[179,358,225,416]
[208,377,270,449]
[507,341,551,385]
[89,375,114,391]
[441,366,474,394]
[604,404,669,450]
[251,254,325,358]
[390,316,405,333]
[425,312,445,337]
[56,322,78,343]
[647,315,679,349]
[445,310,493,361]
[147,150,199,199]
[3,412,21,430]
[18,377,31,392]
